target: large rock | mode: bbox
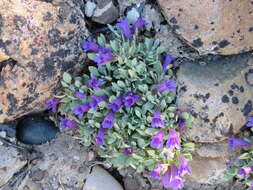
[177,54,253,143]
[0,0,88,122]
[157,0,253,55]
[0,146,27,187]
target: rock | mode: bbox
[18,174,42,190]
[177,54,253,143]
[157,0,253,55]
[187,156,229,185]
[0,0,88,122]
[91,0,119,24]
[124,176,140,190]
[84,166,123,190]
[141,4,164,32]
[0,146,27,187]
[196,141,229,158]
[16,116,59,145]
[118,0,146,16]
[25,134,88,189]
[85,1,97,17]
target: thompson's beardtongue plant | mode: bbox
[226,115,253,189]
[46,18,195,189]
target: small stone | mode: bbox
[31,169,45,182]
[0,131,6,138]
[83,166,123,190]
[92,0,119,24]
[124,176,140,190]
[85,1,97,17]
[87,151,95,161]
[16,116,59,145]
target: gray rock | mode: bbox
[177,54,253,143]
[85,1,97,17]
[92,0,119,24]
[141,4,164,32]
[84,166,123,190]
[0,146,27,187]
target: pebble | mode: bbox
[16,116,59,145]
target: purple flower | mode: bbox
[149,163,163,179]
[88,76,104,90]
[246,117,253,127]
[166,129,181,150]
[162,54,174,73]
[45,98,62,112]
[82,37,101,53]
[178,119,185,133]
[60,117,78,130]
[102,110,115,129]
[178,156,191,176]
[95,128,107,146]
[122,91,141,108]
[238,166,253,178]
[123,147,133,156]
[74,92,86,100]
[156,79,176,93]
[116,18,132,40]
[89,96,107,110]
[228,137,252,150]
[151,110,165,127]
[94,48,115,66]
[131,17,148,33]
[72,104,90,117]
[161,165,185,190]
[150,130,165,149]
[109,96,123,112]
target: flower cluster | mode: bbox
[46,18,194,189]
[226,116,253,189]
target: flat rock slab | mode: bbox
[157,0,253,55]
[177,54,253,142]
[0,146,27,187]
[22,134,89,190]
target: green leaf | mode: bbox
[183,142,195,151]
[97,34,106,46]
[87,53,97,60]
[89,66,99,76]
[63,72,72,83]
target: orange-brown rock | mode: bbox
[157,0,253,55]
[0,0,88,122]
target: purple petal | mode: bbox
[82,37,101,53]
[151,130,165,149]
[45,98,62,112]
[166,129,181,150]
[102,110,115,129]
[131,17,148,33]
[95,128,107,146]
[228,137,252,150]
[162,54,174,73]
[116,18,133,40]
[151,110,165,127]
[156,80,176,93]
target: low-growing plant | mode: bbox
[226,117,253,190]
[46,18,195,189]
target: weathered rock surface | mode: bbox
[0,0,88,122]
[90,0,119,24]
[84,165,124,190]
[177,54,253,143]
[157,0,253,55]
[0,146,27,187]
[23,134,89,190]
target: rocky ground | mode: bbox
[0,0,252,190]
